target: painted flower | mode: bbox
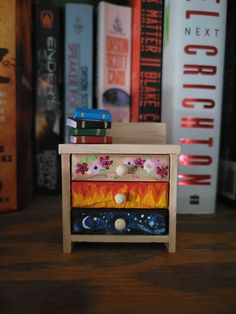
[99,156,113,169]
[156,163,168,178]
[87,160,102,175]
[134,157,146,168]
[143,159,155,173]
[123,157,135,168]
[76,162,88,175]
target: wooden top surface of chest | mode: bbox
[59,122,180,155]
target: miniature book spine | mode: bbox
[69,135,112,144]
[73,107,112,121]
[66,117,112,129]
[69,128,107,136]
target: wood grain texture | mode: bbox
[0,196,236,314]
[61,154,71,253]
[106,122,166,144]
[59,143,180,155]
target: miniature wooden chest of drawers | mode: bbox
[59,123,180,253]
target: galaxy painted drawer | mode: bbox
[71,208,168,235]
[71,154,169,181]
[71,181,169,209]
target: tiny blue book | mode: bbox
[73,107,112,122]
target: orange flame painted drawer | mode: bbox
[71,181,169,209]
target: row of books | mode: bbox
[33,0,164,195]
[0,0,232,214]
[36,0,231,213]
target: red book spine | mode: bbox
[70,136,112,144]
[130,0,164,122]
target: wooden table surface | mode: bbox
[0,196,236,314]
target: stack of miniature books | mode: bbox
[66,108,112,144]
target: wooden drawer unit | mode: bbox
[59,123,180,253]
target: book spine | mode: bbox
[16,0,33,208]
[34,5,62,194]
[69,128,106,136]
[130,0,164,122]
[97,2,131,122]
[161,0,227,214]
[64,4,93,141]
[0,0,17,212]
[218,1,236,203]
[70,136,112,144]
[73,111,111,122]
[67,118,111,129]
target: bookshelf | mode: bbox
[1,0,235,215]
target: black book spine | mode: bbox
[34,4,62,194]
[74,120,111,129]
[139,0,164,122]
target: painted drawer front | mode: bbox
[72,181,169,209]
[71,154,169,181]
[71,208,168,235]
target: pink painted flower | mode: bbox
[87,160,102,174]
[134,157,146,169]
[99,156,113,169]
[76,162,88,175]
[156,163,168,178]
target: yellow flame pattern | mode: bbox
[72,182,169,208]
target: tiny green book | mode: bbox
[69,128,107,136]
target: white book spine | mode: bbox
[64,4,93,141]
[162,0,227,213]
[97,1,131,122]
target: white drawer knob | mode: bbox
[114,218,126,231]
[116,164,128,176]
[114,193,126,204]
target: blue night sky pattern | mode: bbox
[71,209,168,235]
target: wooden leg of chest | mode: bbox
[166,154,178,253]
[61,154,72,253]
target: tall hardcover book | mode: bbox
[34,4,62,194]
[97,1,131,122]
[161,0,227,214]
[64,4,93,141]
[130,0,164,122]
[218,0,236,203]
[0,0,32,212]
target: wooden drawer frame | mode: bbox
[59,123,180,253]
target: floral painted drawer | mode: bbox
[71,208,168,235]
[71,154,169,181]
[71,181,169,209]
